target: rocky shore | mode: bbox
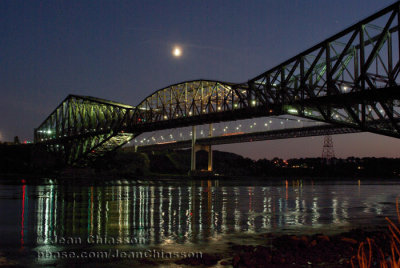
[175,228,393,267]
[0,227,395,267]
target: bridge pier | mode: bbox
[190,124,213,174]
[208,123,213,171]
[191,125,196,172]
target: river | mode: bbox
[0,177,399,267]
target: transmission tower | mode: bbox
[321,135,335,161]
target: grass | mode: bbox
[351,198,400,268]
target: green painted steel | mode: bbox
[35,95,135,165]
[35,2,400,166]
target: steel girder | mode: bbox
[249,2,400,138]
[35,2,400,165]
[34,95,135,165]
[127,3,400,138]
[126,80,259,132]
[136,125,360,152]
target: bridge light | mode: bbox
[234,103,238,108]
[217,107,221,111]
[164,115,168,119]
[287,108,298,114]
[269,120,272,123]
[265,123,268,126]
[269,109,273,113]
[251,100,256,106]
[189,111,192,115]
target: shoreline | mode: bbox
[1,226,393,267]
[1,173,400,185]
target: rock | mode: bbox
[175,253,220,266]
[341,237,358,244]
[310,239,317,247]
[317,235,330,242]
[232,255,240,266]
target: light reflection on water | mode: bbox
[1,179,400,251]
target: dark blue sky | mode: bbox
[1,0,399,159]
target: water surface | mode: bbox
[0,178,399,266]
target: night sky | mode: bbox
[1,0,400,159]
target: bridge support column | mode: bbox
[207,124,213,171]
[191,125,196,172]
[207,145,213,171]
[190,124,214,174]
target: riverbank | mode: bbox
[166,227,392,267]
[189,228,391,268]
[1,174,400,187]
[1,227,392,267]
[1,144,400,179]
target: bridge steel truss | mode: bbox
[35,95,135,165]
[35,2,400,165]
[248,2,400,138]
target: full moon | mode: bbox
[172,46,182,57]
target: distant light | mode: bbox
[173,46,182,57]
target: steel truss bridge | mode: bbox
[35,2,400,167]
